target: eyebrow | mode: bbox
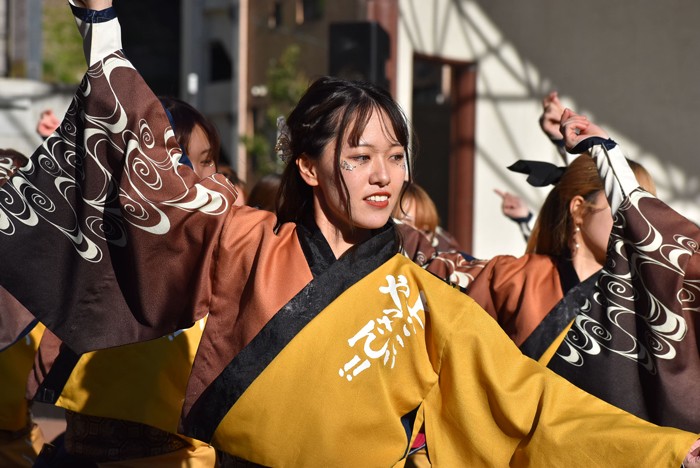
[355,141,403,149]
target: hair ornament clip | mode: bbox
[275,116,293,164]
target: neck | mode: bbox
[571,245,603,281]
[313,195,371,259]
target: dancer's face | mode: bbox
[580,191,613,264]
[299,110,407,232]
[188,125,216,179]
[572,190,613,265]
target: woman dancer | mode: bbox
[0,2,698,467]
[160,96,220,180]
[545,109,700,436]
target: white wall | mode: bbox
[0,78,75,158]
[396,0,700,259]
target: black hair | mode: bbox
[275,76,414,234]
[158,96,221,167]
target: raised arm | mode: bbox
[559,108,639,214]
[546,110,700,455]
[0,2,236,353]
[68,0,121,67]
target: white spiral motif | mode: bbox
[62,119,77,137]
[0,52,236,263]
[139,119,155,149]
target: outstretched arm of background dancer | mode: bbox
[495,189,530,220]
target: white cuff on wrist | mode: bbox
[589,144,640,215]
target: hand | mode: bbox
[36,110,60,138]
[560,109,609,152]
[71,0,112,10]
[539,92,565,140]
[685,439,700,468]
[495,189,529,220]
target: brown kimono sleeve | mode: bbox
[465,254,563,346]
[0,51,237,354]
[548,189,700,432]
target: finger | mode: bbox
[560,118,589,135]
[551,94,562,108]
[560,108,588,122]
[542,94,551,108]
[561,117,591,133]
[563,120,590,136]
[691,439,700,455]
[543,109,561,123]
[562,120,589,142]
[560,108,573,122]
[494,189,506,198]
[561,115,589,128]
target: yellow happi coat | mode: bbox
[185,254,697,467]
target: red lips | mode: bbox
[363,192,391,208]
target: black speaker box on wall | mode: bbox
[329,22,390,90]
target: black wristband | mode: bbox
[550,138,566,148]
[570,137,617,154]
[510,212,533,224]
[70,4,118,23]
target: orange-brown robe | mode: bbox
[463,254,565,347]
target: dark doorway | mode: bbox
[412,59,451,229]
[411,55,476,251]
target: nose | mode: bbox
[368,158,390,187]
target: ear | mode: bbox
[569,195,585,226]
[296,153,319,187]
